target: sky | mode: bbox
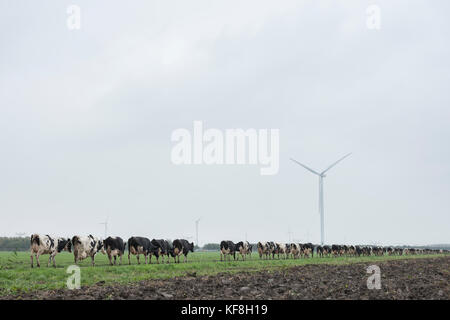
[1,0,449,246]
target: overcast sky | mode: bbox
[1,0,449,246]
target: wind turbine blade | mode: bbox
[290,158,321,176]
[321,153,352,175]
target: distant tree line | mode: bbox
[0,237,29,251]
[202,243,220,250]
[202,243,257,251]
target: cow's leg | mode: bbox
[108,253,113,266]
[128,253,131,265]
[30,253,34,268]
[52,255,57,268]
[91,255,95,267]
[113,255,117,265]
[119,254,123,265]
[36,253,41,268]
[137,254,140,264]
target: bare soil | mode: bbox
[4,256,449,300]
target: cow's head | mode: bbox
[190,242,194,252]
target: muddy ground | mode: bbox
[3,257,449,300]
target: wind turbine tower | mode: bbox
[195,217,201,247]
[99,217,108,239]
[290,153,351,245]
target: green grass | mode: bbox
[0,251,446,296]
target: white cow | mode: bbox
[276,243,288,259]
[30,234,71,268]
[72,235,105,266]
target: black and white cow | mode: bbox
[30,234,71,268]
[220,240,236,261]
[323,245,331,257]
[355,245,363,257]
[348,245,356,256]
[245,241,253,259]
[257,242,270,259]
[316,245,324,258]
[234,241,245,261]
[372,246,384,256]
[331,244,341,257]
[151,239,172,264]
[235,241,252,261]
[284,243,291,258]
[289,243,301,259]
[267,242,276,259]
[72,235,104,266]
[301,243,314,258]
[127,236,158,264]
[275,243,288,259]
[172,239,194,263]
[103,236,126,265]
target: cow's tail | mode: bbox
[30,234,40,246]
[123,242,127,253]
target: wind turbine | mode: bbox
[287,228,293,243]
[195,217,201,247]
[290,153,351,245]
[99,217,108,239]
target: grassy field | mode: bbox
[0,251,447,296]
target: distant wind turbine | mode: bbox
[99,217,108,239]
[287,229,293,243]
[195,217,201,247]
[290,153,351,245]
